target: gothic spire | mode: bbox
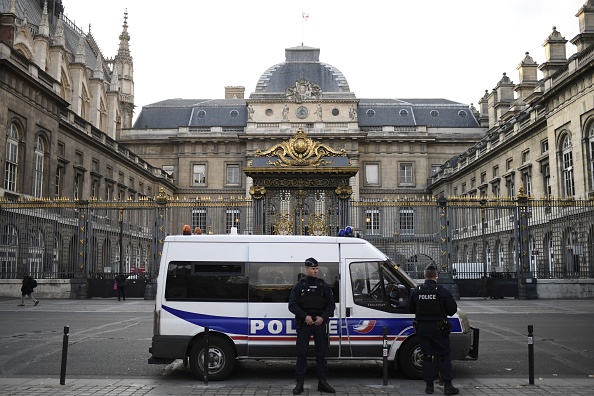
[53,12,65,47]
[74,33,86,64]
[39,1,50,37]
[117,9,131,60]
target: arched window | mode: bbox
[496,240,504,268]
[33,135,45,198]
[28,229,44,276]
[561,134,575,197]
[0,225,18,278]
[4,123,19,192]
[588,124,594,190]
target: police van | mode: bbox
[148,234,479,380]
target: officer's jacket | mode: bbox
[408,279,457,321]
[288,276,335,322]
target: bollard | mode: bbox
[382,326,388,385]
[528,325,534,385]
[59,325,69,385]
[203,326,209,385]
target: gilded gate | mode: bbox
[245,128,358,236]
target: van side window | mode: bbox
[350,261,410,312]
[249,262,340,303]
[165,261,248,301]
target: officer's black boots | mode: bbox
[425,381,434,394]
[293,380,304,395]
[444,383,459,395]
[318,380,335,393]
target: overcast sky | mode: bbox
[62,0,587,124]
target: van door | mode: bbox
[342,260,414,358]
[246,242,342,358]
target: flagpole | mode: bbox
[301,14,304,46]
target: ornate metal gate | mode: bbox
[245,128,358,236]
[265,188,339,235]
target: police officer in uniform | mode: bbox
[409,264,459,395]
[288,257,336,394]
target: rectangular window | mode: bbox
[365,209,380,235]
[226,164,240,186]
[399,163,413,184]
[226,209,240,234]
[506,177,514,198]
[90,179,99,199]
[192,208,207,231]
[493,166,499,178]
[481,172,486,184]
[4,140,18,192]
[522,150,530,163]
[75,151,83,166]
[193,164,207,186]
[54,166,63,198]
[105,183,113,201]
[74,173,82,200]
[522,170,532,196]
[248,261,340,303]
[33,151,43,198]
[364,163,379,185]
[431,164,441,176]
[541,139,549,153]
[165,261,248,301]
[162,165,174,177]
[399,209,414,236]
[506,158,513,171]
[543,164,551,198]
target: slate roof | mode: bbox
[357,99,480,128]
[254,46,350,94]
[134,99,248,128]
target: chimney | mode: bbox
[539,27,568,79]
[571,0,594,52]
[225,86,245,99]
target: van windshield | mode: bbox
[351,259,414,311]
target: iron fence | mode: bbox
[1,194,593,282]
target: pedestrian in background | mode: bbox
[409,264,459,395]
[182,224,192,235]
[19,272,39,307]
[115,273,128,301]
[288,257,336,394]
[193,227,202,235]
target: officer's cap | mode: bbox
[305,257,319,267]
[424,264,438,272]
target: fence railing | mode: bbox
[1,195,593,281]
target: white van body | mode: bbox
[148,235,478,380]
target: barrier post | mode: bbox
[382,326,388,385]
[59,325,69,385]
[203,326,209,385]
[528,325,534,385]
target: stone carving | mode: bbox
[247,104,254,121]
[282,104,289,121]
[255,128,346,167]
[349,104,358,121]
[285,79,321,103]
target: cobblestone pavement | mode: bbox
[1,376,593,395]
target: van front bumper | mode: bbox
[148,335,192,364]
[450,327,479,360]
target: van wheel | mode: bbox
[189,337,236,381]
[398,335,424,380]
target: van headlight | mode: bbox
[457,308,471,333]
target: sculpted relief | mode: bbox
[285,79,321,103]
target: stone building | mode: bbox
[0,0,174,203]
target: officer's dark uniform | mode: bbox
[288,257,336,394]
[409,265,459,395]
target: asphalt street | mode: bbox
[0,297,593,395]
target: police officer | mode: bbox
[409,264,459,395]
[288,257,336,394]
